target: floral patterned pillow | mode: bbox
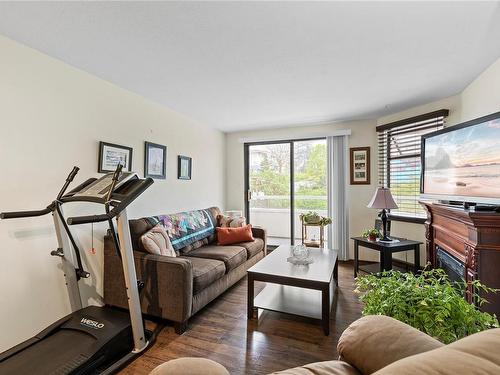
[217,214,247,228]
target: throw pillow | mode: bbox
[141,224,176,257]
[217,214,247,228]
[217,224,254,246]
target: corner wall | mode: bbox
[0,35,225,351]
[225,55,500,268]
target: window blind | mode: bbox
[377,109,449,219]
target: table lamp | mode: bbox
[367,187,398,242]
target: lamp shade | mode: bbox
[367,187,398,209]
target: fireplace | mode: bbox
[421,201,500,315]
[436,246,465,284]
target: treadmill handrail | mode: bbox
[57,166,80,200]
[1,204,54,220]
[67,178,153,225]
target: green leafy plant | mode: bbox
[362,228,380,239]
[355,267,499,343]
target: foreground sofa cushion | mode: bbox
[374,328,500,375]
[272,360,361,375]
[186,245,247,272]
[180,256,226,294]
[338,315,443,375]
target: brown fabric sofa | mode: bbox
[150,315,500,374]
[103,207,266,334]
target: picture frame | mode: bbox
[350,147,370,185]
[98,141,133,173]
[144,141,167,179]
[177,155,192,180]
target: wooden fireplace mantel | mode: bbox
[421,201,500,314]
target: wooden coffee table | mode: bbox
[247,245,338,335]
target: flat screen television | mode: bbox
[421,111,500,205]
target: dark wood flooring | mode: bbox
[121,261,362,375]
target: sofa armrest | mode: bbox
[104,235,193,323]
[337,315,443,375]
[252,226,267,255]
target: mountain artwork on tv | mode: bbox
[424,119,500,199]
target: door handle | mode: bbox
[247,190,252,201]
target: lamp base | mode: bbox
[379,209,392,242]
[379,236,395,243]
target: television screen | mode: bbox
[422,112,500,203]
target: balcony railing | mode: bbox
[249,195,327,245]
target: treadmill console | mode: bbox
[74,172,136,199]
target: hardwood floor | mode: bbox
[121,261,362,375]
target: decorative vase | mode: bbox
[292,244,309,259]
[368,234,377,241]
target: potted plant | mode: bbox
[355,267,499,343]
[299,211,332,226]
[362,228,379,241]
[299,211,321,224]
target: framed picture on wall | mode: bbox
[98,141,133,173]
[144,141,167,179]
[350,147,370,185]
[177,155,192,180]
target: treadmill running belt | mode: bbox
[0,330,95,375]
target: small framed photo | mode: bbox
[144,141,167,179]
[98,141,133,173]
[350,147,370,185]
[177,155,192,180]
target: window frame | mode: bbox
[377,109,449,224]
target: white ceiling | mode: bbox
[1,2,500,132]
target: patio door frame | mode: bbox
[244,137,326,246]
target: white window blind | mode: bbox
[377,109,449,219]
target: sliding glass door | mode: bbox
[246,142,291,246]
[293,139,328,245]
[245,139,327,247]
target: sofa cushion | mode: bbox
[179,256,226,294]
[186,245,247,272]
[373,328,500,375]
[338,315,443,375]
[236,238,264,259]
[217,214,247,228]
[271,360,360,375]
[216,225,254,246]
[140,224,176,257]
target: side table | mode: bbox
[351,237,422,277]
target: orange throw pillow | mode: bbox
[217,224,254,246]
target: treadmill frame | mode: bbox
[52,205,83,311]
[0,168,154,374]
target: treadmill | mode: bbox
[0,165,155,374]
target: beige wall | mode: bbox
[461,57,500,122]
[226,55,500,267]
[0,35,225,351]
